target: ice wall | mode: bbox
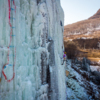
[0,0,66,100]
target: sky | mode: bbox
[61,0,100,25]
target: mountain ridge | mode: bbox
[89,9,100,19]
[64,9,100,41]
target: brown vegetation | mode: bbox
[89,9,100,19]
[64,18,100,36]
[64,41,79,59]
[64,9,100,41]
[64,9,100,62]
[64,40,100,62]
[73,38,99,49]
[78,49,100,58]
[64,30,100,41]
[88,57,100,62]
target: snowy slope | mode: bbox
[66,60,100,100]
[66,60,89,100]
[0,0,66,100]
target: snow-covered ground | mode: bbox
[90,65,100,72]
[66,60,89,100]
[66,25,100,38]
[66,60,100,100]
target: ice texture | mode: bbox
[66,60,90,100]
[0,0,66,100]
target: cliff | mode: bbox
[0,0,66,100]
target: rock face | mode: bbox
[91,71,100,85]
[66,60,100,100]
[81,57,91,72]
[0,0,66,100]
[74,58,100,85]
[66,60,89,100]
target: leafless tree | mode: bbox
[97,41,100,49]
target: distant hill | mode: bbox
[64,9,100,41]
[89,9,100,19]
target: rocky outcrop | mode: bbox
[74,58,100,85]
[66,60,89,100]
[0,0,66,100]
[81,57,91,72]
[90,71,100,85]
[66,60,100,100]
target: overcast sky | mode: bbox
[61,0,100,25]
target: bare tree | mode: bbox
[97,40,100,49]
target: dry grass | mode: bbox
[89,9,100,19]
[64,18,100,36]
[78,49,100,61]
[64,30,100,41]
[76,49,100,63]
[88,57,100,62]
[66,70,69,76]
[64,9,100,62]
[65,38,99,50]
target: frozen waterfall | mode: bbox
[0,0,66,100]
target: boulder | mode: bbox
[74,58,81,64]
[82,57,91,65]
[92,71,100,76]
[90,71,100,85]
[81,57,91,72]
[82,63,91,72]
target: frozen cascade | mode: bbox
[0,0,66,100]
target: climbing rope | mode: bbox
[2,0,16,82]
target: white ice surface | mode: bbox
[0,0,66,100]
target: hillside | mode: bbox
[64,9,100,63]
[89,9,100,19]
[64,9,100,41]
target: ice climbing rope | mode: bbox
[2,0,16,82]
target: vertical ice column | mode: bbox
[0,0,66,100]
